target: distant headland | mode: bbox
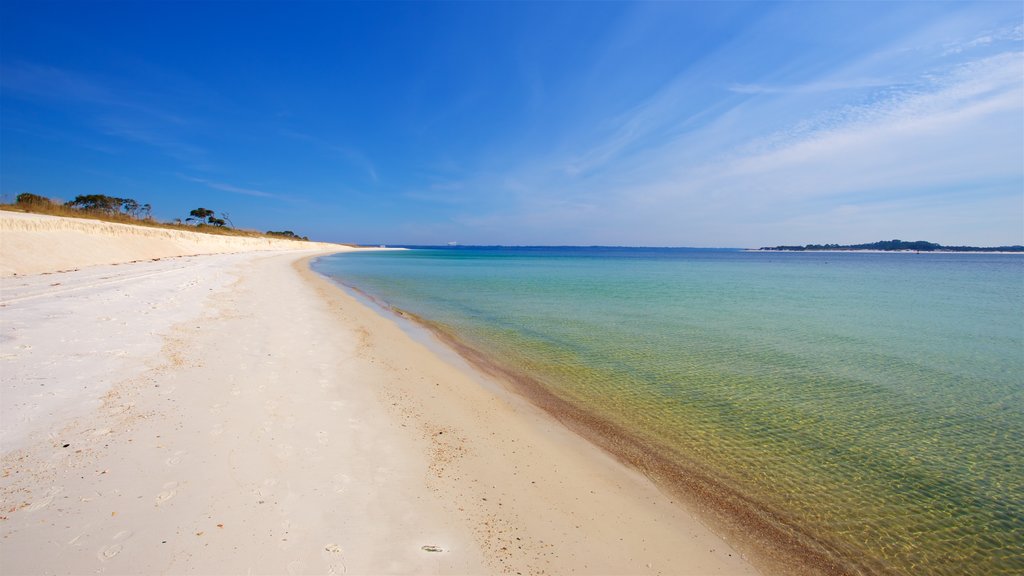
[758,239,1024,252]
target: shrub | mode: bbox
[16,193,53,207]
[267,230,309,241]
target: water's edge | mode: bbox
[311,259,879,576]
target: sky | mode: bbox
[1,1,1022,247]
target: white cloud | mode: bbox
[458,49,1023,246]
[711,52,1023,201]
[178,175,275,198]
[728,78,894,95]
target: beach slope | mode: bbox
[0,216,757,574]
[0,211,350,276]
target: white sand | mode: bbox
[0,211,352,276]
[0,214,759,575]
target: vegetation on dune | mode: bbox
[2,193,315,242]
[186,207,231,227]
[65,194,153,219]
[266,230,310,241]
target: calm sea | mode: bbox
[313,247,1023,575]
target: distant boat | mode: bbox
[447,241,458,246]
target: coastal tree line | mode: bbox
[8,192,310,241]
[759,239,1024,252]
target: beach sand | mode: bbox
[0,214,758,575]
[0,211,350,277]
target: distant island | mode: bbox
[758,239,1024,252]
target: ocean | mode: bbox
[312,247,1023,575]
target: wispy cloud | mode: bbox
[98,116,206,163]
[561,76,700,178]
[2,61,119,106]
[331,145,379,183]
[714,52,1023,200]
[728,78,895,95]
[2,60,206,168]
[457,45,1023,246]
[281,129,379,183]
[941,24,1023,56]
[178,174,275,198]
[1,60,187,124]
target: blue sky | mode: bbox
[2,1,1021,247]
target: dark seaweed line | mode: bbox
[416,312,892,576]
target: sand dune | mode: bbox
[0,211,355,276]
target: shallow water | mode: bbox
[314,247,1024,575]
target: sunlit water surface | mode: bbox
[314,247,1023,575]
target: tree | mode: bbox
[66,194,123,214]
[120,198,151,219]
[15,193,52,206]
[267,230,309,241]
[187,207,215,225]
[186,207,229,227]
[61,194,152,219]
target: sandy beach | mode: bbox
[0,213,757,575]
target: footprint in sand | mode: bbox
[166,450,186,467]
[97,544,123,561]
[155,482,178,505]
[27,486,63,512]
[96,530,133,561]
[79,490,102,503]
[323,544,347,575]
[316,431,329,446]
[210,425,224,437]
[329,400,345,412]
[276,444,294,459]
[332,473,352,495]
[92,428,112,436]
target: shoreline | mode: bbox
[312,262,871,576]
[297,257,763,574]
[1,225,760,574]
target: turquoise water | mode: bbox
[313,247,1024,575]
